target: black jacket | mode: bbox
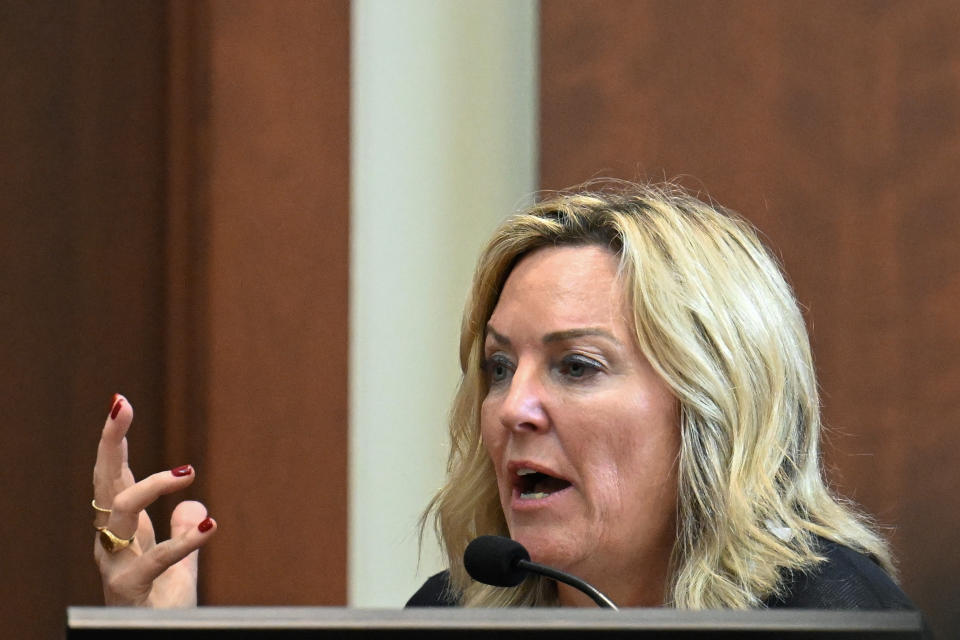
[406,539,915,610]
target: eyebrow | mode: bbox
[485,325,622,347]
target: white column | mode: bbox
[349,0,539,606]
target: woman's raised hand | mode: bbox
[92,394,217,606]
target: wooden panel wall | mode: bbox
[540,2,960,637]
[0,2,349,638]
[1,4,170,639]
[200,0,350,605]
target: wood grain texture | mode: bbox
[0,2,350,636]
[163,0,213,503]
[0,3,169,639]
[541,2,960,636]
[200,0,350,605]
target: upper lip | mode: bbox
[506,460,571,485]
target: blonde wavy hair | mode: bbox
[425,182,893,608]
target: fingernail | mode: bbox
[171,465,193,477]
[110,395,123,420]
[198,517,214,533]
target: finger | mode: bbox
[93,394,135,506]
[169,501,209,574]
[171,501,209,535]
[136,514,217,587]
[136,510,158,552]
[108,465,197,539]
[93,511,157,570]
[100,512,216,607]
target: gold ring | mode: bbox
[91,499,112,514]
[96,527,135,553]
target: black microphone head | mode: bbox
[464,535,531,587]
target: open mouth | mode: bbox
[515,467,572,500]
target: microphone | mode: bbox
[463,535,619,610]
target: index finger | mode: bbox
[93,394,135,506]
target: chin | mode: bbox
[510,527,582,570]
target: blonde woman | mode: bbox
[92,183,916,616]
[409,183,914,611]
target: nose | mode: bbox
[499,364,549,433]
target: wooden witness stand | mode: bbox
[67,607,924,639]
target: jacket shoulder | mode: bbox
[405,570,459,607]
[767,539,914,610]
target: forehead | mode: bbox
[489,245,628,330]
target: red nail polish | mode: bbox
[171,465,193,477]
[198,517,214,533]
[110,396,123,420]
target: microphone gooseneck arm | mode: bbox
[463,535,619,610]
[516,559,619,610]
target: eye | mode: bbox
[483,353,514,385]
[558,354,602,379]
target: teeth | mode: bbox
[517,468,537,476]
[520,492,550,500]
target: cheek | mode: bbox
[479,400,506,467]
[480,407,513,510]
[479,399,495,446]
[575,399,679,504]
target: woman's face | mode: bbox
[480,245,680,590]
